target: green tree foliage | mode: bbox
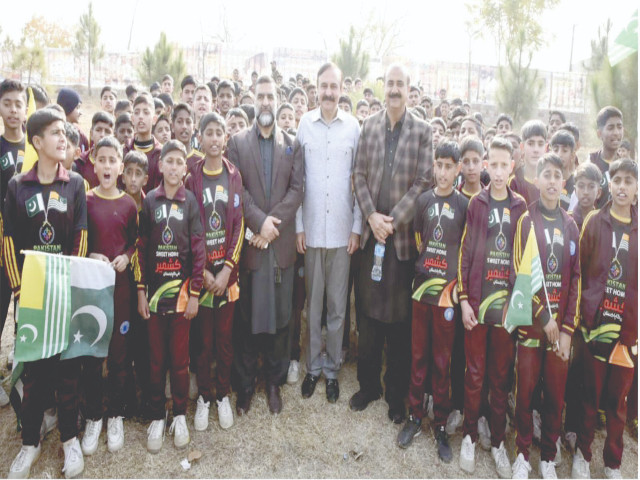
[11,41,46,84]
[72,2,104,94]
[23,15,72,49]
[137,32,186,89]
[332,26,370,80]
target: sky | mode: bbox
[2,0,637,73]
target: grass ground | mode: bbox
[0,301,637,479]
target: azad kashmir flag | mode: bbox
[15,251,116,362]
[504,225,544,334]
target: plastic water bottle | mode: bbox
[371,242,385,282]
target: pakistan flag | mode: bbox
[16,251,116,362]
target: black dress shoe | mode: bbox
[267,385,282,414]
[435,426,453,463]
[388,402,406,424]
[349,390,381,411]
[326,379,339,403]
[236,388,254,416]
[301,373,320,398]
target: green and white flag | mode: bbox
[15,251,116,362]
[609,10,638,66]
[25,193,45,218]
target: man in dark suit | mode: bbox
[227,75,303,414]
[351,64,433,423]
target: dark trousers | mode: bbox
[0,267,12,349]
[290,253,306,362]
[148,313,190,419]
[628,357,638,422]
[21,356,81,446]
[463,324,515,447]
[408,301,456,426]
[356,315,410,406]
[195,302,235,402]
[125,309,150,409]
[515,344,569,461]
[564,332,586,434]
[81,281,131,419]
[577,347,634,469]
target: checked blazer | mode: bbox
[353,109,433,261]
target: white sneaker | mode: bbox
[604,467,622,479]
[169,414,190,449]
[492,441,511,478]
[459,434,476,473]
[512,453,532,479]
[62,437,84,479]
[553,437,562,465]
[188,372,198,400]
[8,444,41,479]
[540,460,558,479]
[107,417,124,453]
[446,409,463,435]
[565,431,577,453]
[40,407,58,441]
[571,448,590,479]
[533,409,542,442]
[147,419,165,454]
[217,395,234,430]
[287,360,300,384]
[427,394,434,420]
[194,396,210,431]
[478,415,492,451]
[81,418,102,456]
[0,385,10,407]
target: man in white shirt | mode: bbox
[295,62,362,403]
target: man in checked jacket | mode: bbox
[351,64,433,424]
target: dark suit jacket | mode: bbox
[227,123,303,271]
[353,109,433,261]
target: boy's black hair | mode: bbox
[344,76,352,84]
[489,136,514,156]
[149,82,160,93]
[133,93,154,109]
[95,135,123,159]
[199,111,227,134]
[496,113,513,127]
[114,99,131,114]
[411,106,426,120]
[558,122,580,142]
[421,95,433,104]
[439,99,450,106]
[158,93,173,107]
[28,84,50,106]
[536,152,564,176]
[619,139,632,151]
[115,113,133,130]
[363,87,373,95]
[206,82,217,98]
[217,80,235,96]
[356,99,370,109]
[473,112,484,125]
[240,91,254,103]
[596,106,623,130]
[100,85,116,99]
[161,74,173,83]
[504,132,522,144]
[521,119,547,141]
[435,139,461,163]
[484,127,497,138]
[338,95,352,110]
[450,107,466,120]
[410,85,421,94]
[460,135,485,158]
[0,79,26,100]
[461,115,483,138]
[64,122,79,146]
[609,158,638,180]
[123,150,148,173]
[226,107,249,124]
[180,75,196,90]
[91,111,115,129]
[370,98,382,109]
[451,98,463,106]
[153,114,170,131]
[430,117,447,132]
[26,107,65,147]
[171,102,193,123]
[239,104,255,124]
[125,85,138,98]
[160,139,187,160]
[549,130,576,150]
[209,76,220,84]
[276,102,294,118]
[574,162,602,184]
[447,118,461,130]
[288,87,307,103]
[549,110,566,123]
[153,97,165,111]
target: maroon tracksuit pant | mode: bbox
[195,302,235,402]
[515,344,569,461]
[148,312,190,419]
[564,332,585,434]
[577,347,634,469]
[463,324,515,447]
[408,301,456,426]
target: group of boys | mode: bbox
[0,61,636,480]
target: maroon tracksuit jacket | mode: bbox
[74,149,100,189]
[123,137,163,194]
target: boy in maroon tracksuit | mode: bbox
[185,112,243,431]
[123,94,162,193]
[80,137,138,456]
[509,120,546,206]
[510,154,581,479]
[74,112,114,189]
[590,106,624,209]
[397,140,468,462]
[457,137,527,478]
[572,159,637,479]
[134,140,204,453]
